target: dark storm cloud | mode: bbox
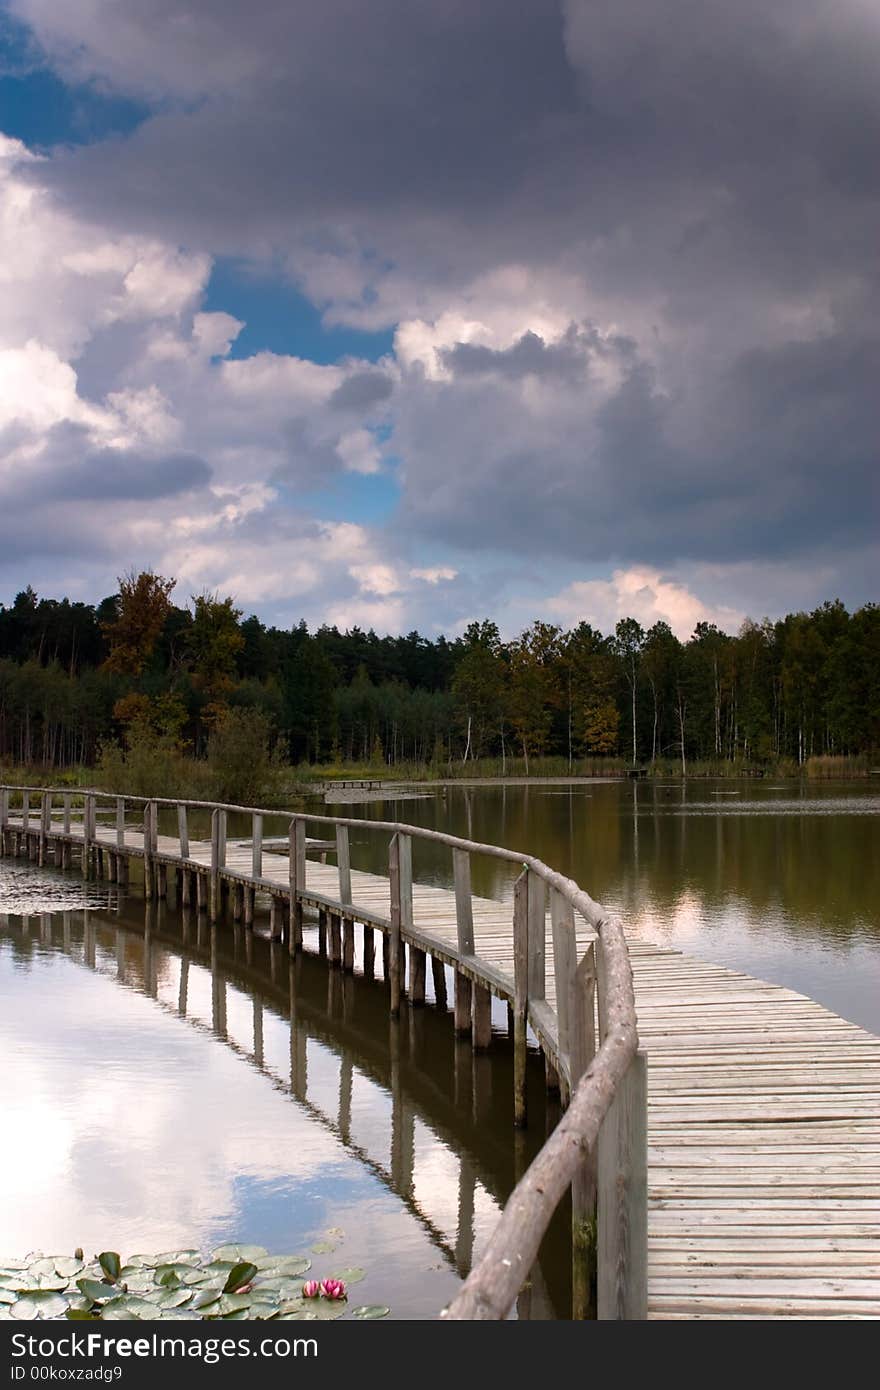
[328,370,393,412]
[270,417,346,486]
[61,447,212,500]
[9,0,880,586]
[440,328,627,383]
[392,327,880,567]
[0,424,213,503]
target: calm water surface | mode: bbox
[1,777,877,1317]
[336,778,880,1035]
[0,865,562,1318]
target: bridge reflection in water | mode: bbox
[9,894,569,1319]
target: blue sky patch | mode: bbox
[0,17,147,150]
[205,259,396,366]
[284,470,401,526]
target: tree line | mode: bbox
[0,576,876,774]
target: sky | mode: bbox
[0,0,876,641]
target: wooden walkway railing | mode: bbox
[0,783,646,1320]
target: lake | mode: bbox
[1,777,877,1318]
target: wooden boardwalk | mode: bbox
[3,797,880,1319]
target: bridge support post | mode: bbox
[431,955,447,1009]
[342,917,355,972]
[362,924,375,978]
[409,946,426,1004]
[329,911,342,966]
[472,984,491,1048]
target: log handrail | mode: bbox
[0,781,644,1320]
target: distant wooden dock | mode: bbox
[2,784,879,1319]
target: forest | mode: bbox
[0,575,877,784]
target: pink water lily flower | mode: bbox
[302,1280,321,1299]
[320,1279,347,1300]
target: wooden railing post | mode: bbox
[288,818,305,953]
[62,793,71,834]
[82,793,94,878]
[571,942,598,1319]
[116,797,126,850]
[527,869,546,1000]
[388,832,404,1017]
[453,848,474,1037]
[513,869,529,1127]
[0,787,8,836]
[178,804,189,859]
[39,791,50,865]
[21,790,30,834]
[550,888,577,1090]
[597,1050,648,1321]
[336,824,351,905]
[210,808,225,921]
[142,802,152,897]
[252,812,263,879]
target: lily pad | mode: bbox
[351,1305,390,1319]
[150,1289,193,1310]
[223,1261,258,1294]
[98,1252,121,1281]
[211,1293,252,1317]
[101,1296,156,1320]
[262,1256,311,1277]
[283,1300,346,1321]
[11,1292,68,1320]
[191,1290,222,1311]
[309,1241,336,1255]
[327,1266,365,1285]
[15,1275,70,1294]
[0,1248,388,1321]
[77,1279,119,1303]
[211,1245,267,1264]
